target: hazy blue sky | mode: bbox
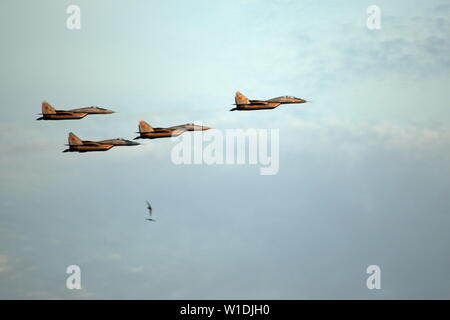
[1,0,450,299]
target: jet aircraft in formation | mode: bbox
[134,120,211,140]
[39,90,308,152]
[37,101,115,120]
[63,133,139,153]
[38,92,309,222]
[230,91,308,111]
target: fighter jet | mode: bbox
[134,120,188,140]
[37,101,115,120]
[229,91,308,111]
[63,132,139,153]
[145,201,155,222]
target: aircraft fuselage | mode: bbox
[65,144,113,152]
[38,112,88,120]
[231,102,280,111]
[137,128,186,139]
[66,107,115,114]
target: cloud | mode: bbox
[71,290,96,299]
[23,288,96,300]
[286,118,450,163]
[291,117,450,145]
[107,253,122,261]
[0,255,10,273]
[282,10,450,93]
[431,3,450,13]
[129,266,144,273]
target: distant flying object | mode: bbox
[145,201,155,222]
[37,101,115,120]
[230,91,308,111]
[63,132,139,153]
[134,120,188,140]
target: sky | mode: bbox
[0,0,450,299]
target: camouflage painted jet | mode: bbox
[63,132,139,153]
[37,101,115,120]
[134,120,202,140]
[230,91,308,111]
[134,121,211,140]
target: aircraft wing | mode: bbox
[158,128,175,133]
[54,111,80,115]
[81,140,104,146]
[249,100,269,105]
[160,128,187,133]
[171,128,187,135]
